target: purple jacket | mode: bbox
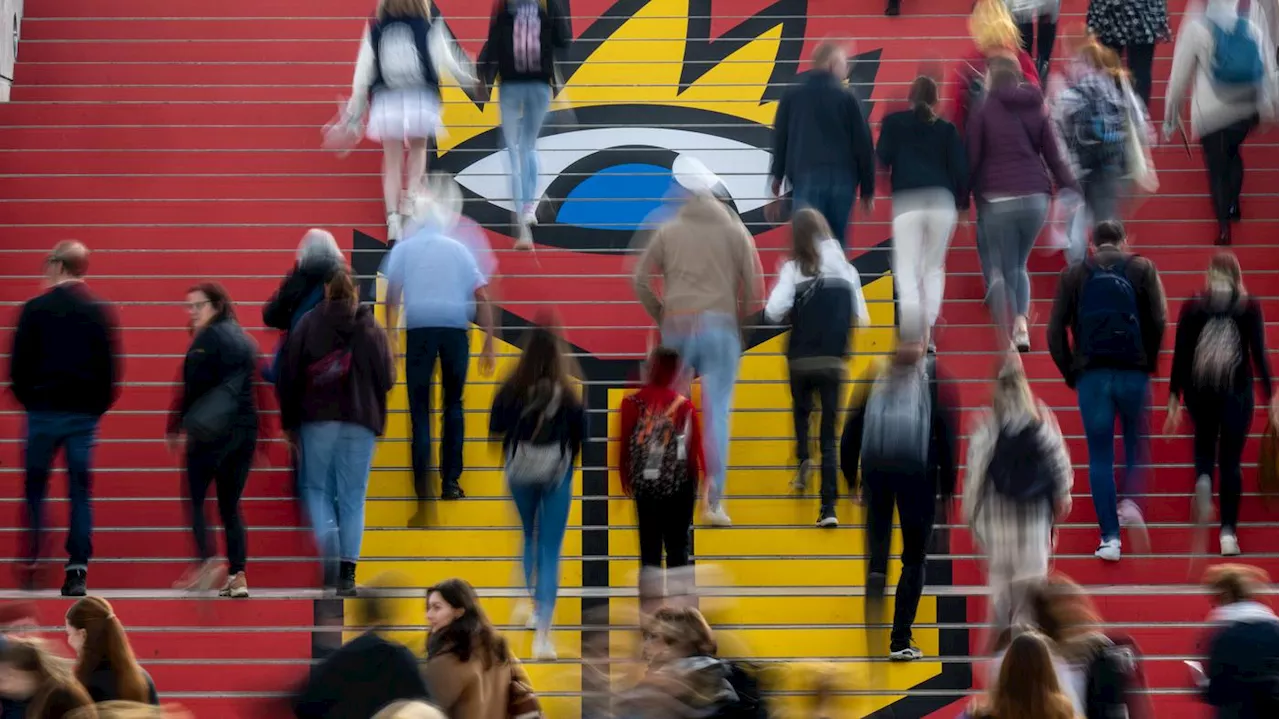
[967,84,1079,201]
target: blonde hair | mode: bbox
[1076,36,1128,80]
[969,0,1021,54]
[378,0,430,20]
[373,701,447,719]
[992,358,1037,421]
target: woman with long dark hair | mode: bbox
[966,631,1079,719]
[620,347,705,612]
[764,209,868,526]
[279,267,395,595]
[424,579,540,719]
[166,282,259,598]
[0,641,93,719]
[489,320,586,659]
[876,76,967,340]
[1167,252,1273,556]
[64,597,156,705]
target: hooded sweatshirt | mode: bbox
[967,82,1079,200]
[278,300,395,435]
[1163,0,1278,138]
[293,630,430,719]
[632,193,764,322]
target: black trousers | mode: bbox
[1201,117,1258,225]
[635,489,695,569]
[1017,16,1058,76]
[789,366,842,507]
[185,427,256,575]
[405,327,470,499]
[1188,388,1253,531]
[1103,41,1156,107]
[864,470,936,648]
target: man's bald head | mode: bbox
[812,41,848,77]
[48,240,89,279]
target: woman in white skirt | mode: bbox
[962,356,1073,641]
[342,0,478,242]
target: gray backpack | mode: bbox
[1193,307,1243,392]
[861,362,932,472]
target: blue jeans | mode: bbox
[405,327,469,498]
[662,313,742,505]
[500,81,552,213]
[1066,171,1125,265]
[509,468,574,631]
[977,195,1049,330]
[792,168,856,247]
[300,422,377,565]
[1077,369,1150,541]
[23,412,98,569]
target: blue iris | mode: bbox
[555,163,682,230]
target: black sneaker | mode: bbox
[61,569,87,597]
[441,484,466,500]
[816,507,838,528]
[338,561,358,597]
[885,0,901,15]
[1229,204,1242,222]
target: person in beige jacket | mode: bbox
[631,171,764,528]
[423,579,541,719]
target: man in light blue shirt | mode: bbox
[384,195,497,513]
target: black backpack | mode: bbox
[1077,257,1144,365]
[985,422,1057,507]
[714,661,770,719]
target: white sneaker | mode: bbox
[386,212,403,242]
[532,630,557,660]
[514,221,534,251]
[703,505,732,527]
[1095,538,1121,562]
[791,460,811,493]
[511,599,535,628]
[889,645,923,661]
[1220,531,1241,556]
[1193,475,1214,525]
[1012,325,1030,353]
[1117,499,1150,552]
[521,203,538,227]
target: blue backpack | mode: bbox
[1077,257,1144,364]
[1210,17,1265,86]
[264,284,324,384]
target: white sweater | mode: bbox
[1163,0,1277,137]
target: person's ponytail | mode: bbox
[908,75,939,123]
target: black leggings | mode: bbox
[1201,117,1258,225]
[635,490,695,569]
[1017,15,1058,77]
[1104,41,1156,108]
[1188,390,1253,531]
[864,471,936,648]
[185,428,255,574]
[790,366,841,507]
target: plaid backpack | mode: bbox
[626,396,691,499]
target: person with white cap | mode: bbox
[632,158,763,527]
[840,316,958,662]
[384,175,498,515]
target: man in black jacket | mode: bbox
[1047,220,1166,563]
[840,324,958,662]
[769,42,876,248]
[294,586,431,719]
[8,241,120,597]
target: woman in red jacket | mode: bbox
[619,347,705,612]
[952,0,1043,135]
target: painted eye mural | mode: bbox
[349,1,969,716]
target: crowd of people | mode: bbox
[5,0,1280,717]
